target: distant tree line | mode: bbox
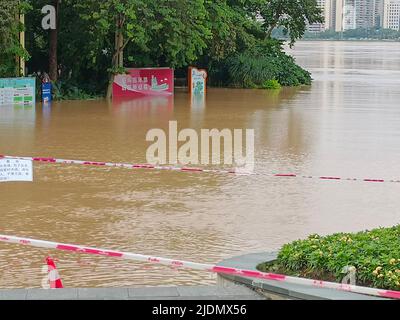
[1,0,323,98]
[303,28,400,40]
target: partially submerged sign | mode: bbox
[113,68,174,99]
[188,67,207,96]
[0,159,33,182]
[0,78,36,106]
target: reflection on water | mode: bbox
[1,41,400,288]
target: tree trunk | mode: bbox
[49,0,60,82]
[106,16,124,99]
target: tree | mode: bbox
[75,0,153,98]
[134,0,211,67]
[48,0,60,81]
[0,0,31,77]
[204,0,261,61]
[257,0,323,45]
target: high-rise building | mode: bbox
[343,0,357,30]
[327,0,378,31]
[355,0,376,29]
[329,0,344,31]
[375,0,385,27]
[383,0,400,30]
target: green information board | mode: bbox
[0,78,36,106]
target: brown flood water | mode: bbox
[1,41,400,288]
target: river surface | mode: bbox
[1,41,400,288]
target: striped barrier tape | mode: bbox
[1,154,400,183]
[0,234,399,299]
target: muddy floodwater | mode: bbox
[1,41,400,288]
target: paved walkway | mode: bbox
[0,284,265,300]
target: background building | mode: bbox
[355,0,376,29]
[343,0,357,30]
[375,0,385,27]
[383,0,400,30]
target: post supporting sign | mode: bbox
[0,159,33,183]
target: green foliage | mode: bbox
[52,80,100,100]
[211,39,311,88]
[262,79,281,90]
[225,52,276,88]
[259,226,400,290]
[303,28,400,40]
[256,0,323,45]
[22,0,319,97]
[0,0,31,77]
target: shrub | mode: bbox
[52,80,99,100]
[209,39,312,88]
[262,79,281,90]
[258,226,400,290]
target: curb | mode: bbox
[217,252,388,300]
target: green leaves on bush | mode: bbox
[210,40,312,89]
[262,79,281,90]
[259,226,400,290]
[52,80,99,100]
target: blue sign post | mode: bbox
[42,82,52,103]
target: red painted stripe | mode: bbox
[320,177,341,180]
[212,266,238,275]
[364,179,385,183]
[380,290,400,299]
[132,165,155,169]
[33,157,56,163]
[105,251,124,258]
[181,168,204,172]
[83,162,106,166]
[239,270,263,278]
[265,273,286,281]
[57,244,82,252]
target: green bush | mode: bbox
[258,226,400,290]
[210,39,312,88]
[52,80,99,100]
[262,79,281,90]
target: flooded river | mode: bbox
[1,41,400,288]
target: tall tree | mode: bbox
[0,0,31,77]
[76,0,150,98]
[257,0,323,45]
[48,0,60,81]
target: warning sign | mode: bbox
[0,159,33,182]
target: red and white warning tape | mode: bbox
[1,154,400,183]
[0,155,236,175]
[0,234,399,299]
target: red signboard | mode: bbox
[113,68,174,98]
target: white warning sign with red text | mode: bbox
[0,159,33,182]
